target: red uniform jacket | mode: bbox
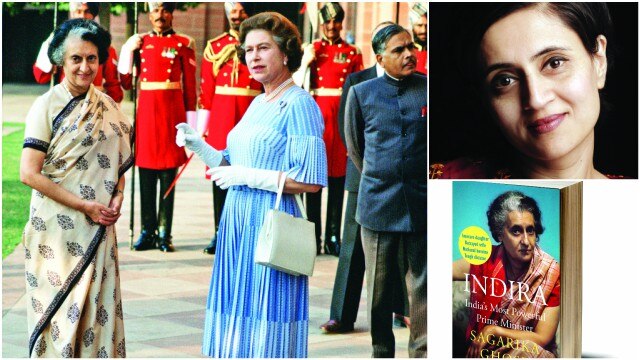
[199,30,262,153]
[120,29,197,170]
[415,43,427,75]
[33,45,124,103]
[310,38,363,177]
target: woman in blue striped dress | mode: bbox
[176,12,327,358]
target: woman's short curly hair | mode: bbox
[236,12,303,73]
[48,18,111,66]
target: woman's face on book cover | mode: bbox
[500,210,536,266]
[480,6,607,164]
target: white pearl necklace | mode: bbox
[261,78,293,103]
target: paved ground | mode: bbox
[1,84,410,357]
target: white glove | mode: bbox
[117,34,142,75]
[186,111,197,130]
[207,166,281,192]
[35,35,53,73]
[196,109,210,136]
[175,123,222,168]
[293,44,315,87]
[301,43,315,67]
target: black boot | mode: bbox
[204,184,226,254]
[133,230,158,251]
[306,191,323,254]
[203,234,217,255]
[324,177,345,256]
[138,168,159,251]
[158,168,176,244]
[324,235,341,256]
[157,234,175,252]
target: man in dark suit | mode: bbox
[321,21,410,334]
[345,24,427,358]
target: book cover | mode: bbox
[452,181,582,358]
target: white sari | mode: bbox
[23,84,132,358]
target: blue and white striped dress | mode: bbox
[202,86,328,358]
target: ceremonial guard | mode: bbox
[411,2,428,75]
[118,2,197,252]
[33,2,123,103]
[298,2,363,255]
[198,2,262,255]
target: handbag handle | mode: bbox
[273,173,308,220]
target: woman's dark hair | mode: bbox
[372,23,410,55]
[461,2,614,88]
[48,18,111,66]
[237,12,303,73]
[487,191,544,243]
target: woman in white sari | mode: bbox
[20,18,132,358]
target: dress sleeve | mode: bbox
[198,41,217,110]
[221,148,231,164]
[102,46,124,103]
[345,86,364,172]
[23,95,52,153]
[546,276,561,307]
[181,42,197,112]
[283,93,328,187]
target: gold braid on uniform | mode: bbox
[204,31,241,86]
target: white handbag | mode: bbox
[255,175,317,276]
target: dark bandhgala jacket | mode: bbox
[337,65,378,192]
[345,72,427,232]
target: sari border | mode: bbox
[51,93,86,138]
[28,224,106,357]
[119,154,134,179]
[23,138,50,153]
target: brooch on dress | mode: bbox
[276,100,287,115]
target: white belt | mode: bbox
[310,88,342,97]
[140,81,182,90]
[215,86,261,97]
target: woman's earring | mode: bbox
[284,60,288,65]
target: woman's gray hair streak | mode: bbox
[486,191,544,242]
[48,18,111,66]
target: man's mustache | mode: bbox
[403,58,417,67]
[154,17,166,23]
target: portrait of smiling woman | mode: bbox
[429,2,638,179]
